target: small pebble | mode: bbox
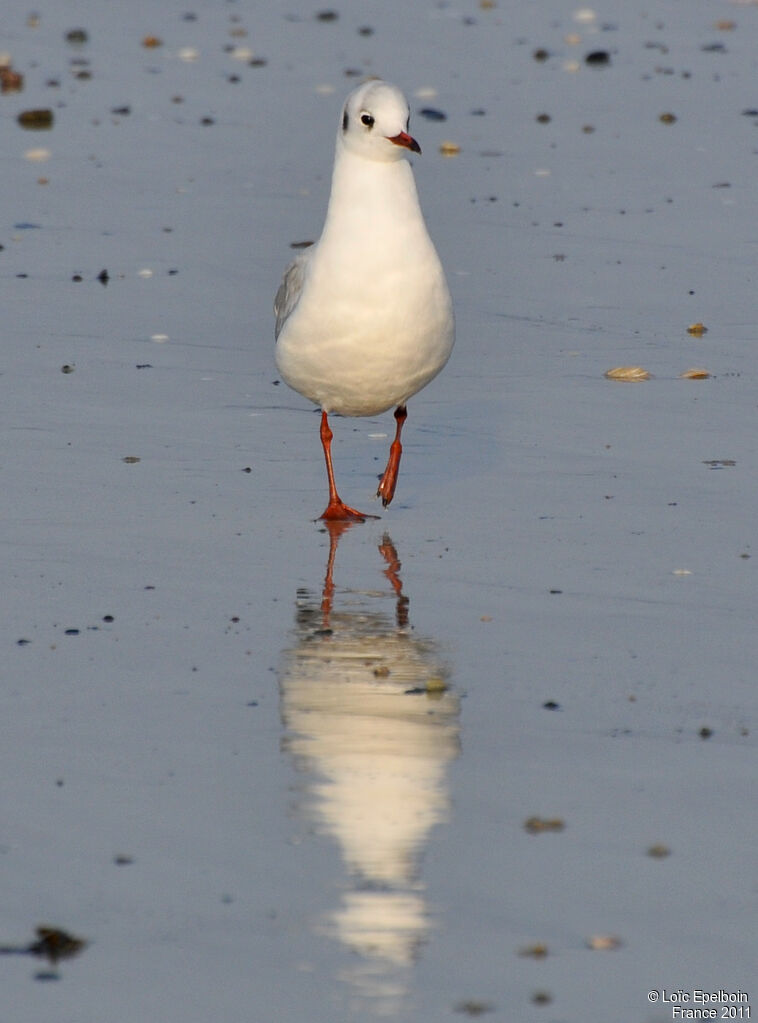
[65,28,89,45]
[573,8,597,24]
[585,50,610,66]
[604,366,650,381]
[230,46,254,61]
[531,991,553,1005]
[418,107,447,121]
[18,108,54,129]
[454,1001,495,1017]
[586,934,622,950]
[524,816,565,834]
[0,65,24,92]
[687,321,707,335]
[519,943,549,958]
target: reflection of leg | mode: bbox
[319,411,377,522]
[320,519,345,624]
[320,519,365,625]
[376,405,407,508]
[378,534,409,629]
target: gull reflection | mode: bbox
[279,523,460,1015]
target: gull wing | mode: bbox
[274,249,311,340]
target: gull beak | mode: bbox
[387,131,421,155]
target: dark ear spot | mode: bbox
[342,108,349,132]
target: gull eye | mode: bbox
[360,112,375,129]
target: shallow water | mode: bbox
[2,1,756,1020]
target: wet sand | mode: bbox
[2,2,756,1019]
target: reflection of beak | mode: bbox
[387,131,421,155]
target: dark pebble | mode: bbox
[585,50,611,66]
[418,107,447,121]
[17,108,54,129]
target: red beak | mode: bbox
[387,131,421,155]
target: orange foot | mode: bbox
[319,498,379,523]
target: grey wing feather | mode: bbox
[274,251,310,339]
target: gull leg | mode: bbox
[319,411,378,522]
[376,405,407,508]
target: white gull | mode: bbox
[275,79,454,521]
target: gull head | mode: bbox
[339,79,421,163]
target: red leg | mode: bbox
[319,411,378,522]
[376,405,407,508]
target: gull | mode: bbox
[275,79,454,521]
